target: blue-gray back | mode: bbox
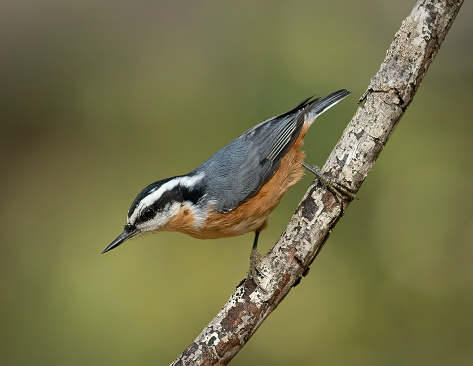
[192,98,312,213]
[192,90,350,213]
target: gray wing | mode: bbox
[191,98,309,213]
[193,90,350,213]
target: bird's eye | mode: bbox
[143,207,155,219]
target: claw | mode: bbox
[247,247,262,281]
[303,162,357,200]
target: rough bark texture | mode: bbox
[171,1,464,365]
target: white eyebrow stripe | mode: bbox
[179,173,205,188]
[128,172,205,224]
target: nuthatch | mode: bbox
[103,90,352,279]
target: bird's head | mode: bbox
[102,173,205,253]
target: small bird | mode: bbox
[103,90,352,279]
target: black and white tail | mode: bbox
[305,89,351,126]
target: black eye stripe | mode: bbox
[128,177,176,219]
[131,178,205,225]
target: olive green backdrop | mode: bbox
[1,1,472,365]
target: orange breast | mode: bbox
[184,124,310,240]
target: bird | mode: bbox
[102,89,352,280]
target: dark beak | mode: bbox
[102,226,140,254]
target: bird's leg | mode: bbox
[303,161,357,200]
[247,230,262,281]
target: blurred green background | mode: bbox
[1,0,472,365]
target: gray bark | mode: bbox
[171,0,464,364]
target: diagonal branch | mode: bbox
[171,1,464,365]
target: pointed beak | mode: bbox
[102,226,140,254]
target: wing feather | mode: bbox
[194,90,350,213]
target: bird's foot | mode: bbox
[246,247,262,282]
[303,162,357,200]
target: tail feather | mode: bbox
[309,89,351,116]
[301,89,350,127]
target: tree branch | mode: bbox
[171,1,464,364]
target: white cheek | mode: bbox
[128,173,205,225]
[190,200,214,229]
[135,203,181,232]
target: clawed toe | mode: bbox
[247,248,262,281]
[303,162,357,200]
